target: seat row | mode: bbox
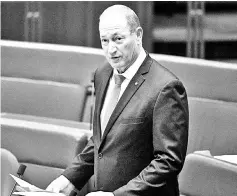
[1,40,237,196]
[1,114,93,196]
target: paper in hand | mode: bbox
[10,174,44,192]
[10,174,65,196]
[13,192,65,196]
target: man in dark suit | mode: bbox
[47,4,189,196]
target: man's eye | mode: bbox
[101,39,108,44]
[116,37,122,41]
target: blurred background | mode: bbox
[1,1,237,63]
[1,3,237,195]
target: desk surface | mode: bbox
[214,155,237,165]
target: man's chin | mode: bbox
[110,62,122,69]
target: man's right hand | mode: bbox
[46,175,74,195]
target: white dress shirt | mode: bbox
[100,48,146,133]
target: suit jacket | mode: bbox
[63,54,189,196]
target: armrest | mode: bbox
[1,148,20,196]
[214,155,237,165]
[179,152,237,196]
[1,113,93,168]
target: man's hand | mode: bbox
[86,191,114,196]
[46,175,74,195]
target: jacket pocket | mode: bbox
[120,117,146,125]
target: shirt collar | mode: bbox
[113,48,146,80]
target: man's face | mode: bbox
[99,15,141,73]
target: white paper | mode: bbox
[214,155,237,164]
[10,174,65,196]
[13,192,65,196]
[10,174,43,192]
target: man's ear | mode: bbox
[136,27,143,44]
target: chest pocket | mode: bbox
[120,117,146,125]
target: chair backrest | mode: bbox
[1,40,106,85]
[187,97,237,155]
[151,53,237,102]
[179,152,237,196]
[1,148,20,196]
[1,113,92,188]
[1,77,87,121]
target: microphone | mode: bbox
[17,164,27,177]
[9,164,27,196]
[90,71,95,131]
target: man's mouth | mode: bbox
[111,57,120,62]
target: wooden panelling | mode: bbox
[1,2,25,41]
[86,1,153,52]
[41,2,87,46]
[1,2,153,51]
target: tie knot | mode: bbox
[114,74,126,86]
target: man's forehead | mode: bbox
[99,27,129,37]
[99,12,128,30]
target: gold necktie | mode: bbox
[101,74,126,133]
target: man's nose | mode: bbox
[108,42,117,55]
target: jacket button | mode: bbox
[98,153,103,159]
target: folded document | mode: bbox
[10,174,65,196]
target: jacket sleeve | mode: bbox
[62,136,95,191]
[113,80,189,196]
[62,68,99,190]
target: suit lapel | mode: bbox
[94,65,113,147]
[99,54,152,148]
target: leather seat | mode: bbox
[1,148,19,196]
[179,151,237,196]
[1,113,92,189]
[1,77,87,121]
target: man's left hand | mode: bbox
[86,191,114,196]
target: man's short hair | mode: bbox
[99,4,141,32]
